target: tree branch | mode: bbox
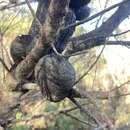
[0,1,34,11]
[28,0,50,37]
[65,0,130,55]
[15,0,70,81]
[64,0,129,30]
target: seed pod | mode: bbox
[35,54,75,102]
[10,35,33,64]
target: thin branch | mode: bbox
[69,97,101,126]
[107,41,130,46]
[2,10,21,35]
[110,30,130,37]
[60,112,96,127]
[0,57,10,72]
[25,0,43,35]
[67,30,130,57]
[95,0,109,29]
[110,80,130,92]
[0,0,34,11]
[8,103,91,127]
[74,42,106,85]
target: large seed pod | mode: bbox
[35,54,75,102]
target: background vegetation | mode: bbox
[0,0,130,130]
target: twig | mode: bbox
[110,80,130,92]
[110,30,130,37]
[25,0,42,35]
[7,103,89,127]
[58,103,88,113]
[69,97,101,126]
[1,10,22,66]
[0,1,34,11]
[95,0,109,29]
[74,41,106,85]
[0,35,6,81]
[0,57,10,72]
[60,111,96,127]
[2,10,21,35]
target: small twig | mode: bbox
[0,57,10,72]
[0,1,34,11]
[25,0,43,35]
[95,0,109,29]
[74,41,106,85]
[114,92,130,98]
[0,35,6,81]
[69,97,101,126]
[50,42,63,56]
[58,103,89,113]
[110,29,130,37]
[60,111,96,127]
[1,10,22,67]
[2,10,21,35]
[110,80,130,92]
[69,50,89,57]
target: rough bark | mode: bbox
[29,0,51,37]
[15,0,70,81]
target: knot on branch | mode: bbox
[35,54,76,102]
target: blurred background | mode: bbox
[0,0,130,129]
